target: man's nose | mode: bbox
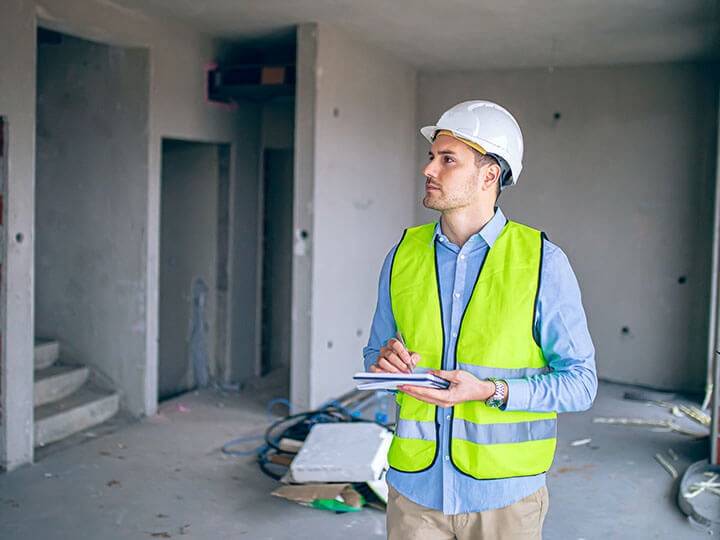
[423,159,437,179]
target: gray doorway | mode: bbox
[261,149,294,380]
[34,29,150,416]
[0,117,6,458]
[159,139,229,400]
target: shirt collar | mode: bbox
[432,207,508,249]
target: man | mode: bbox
[363,100,597,540]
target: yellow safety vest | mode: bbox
[386,221,557,479]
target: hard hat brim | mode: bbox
[420,125,439,143]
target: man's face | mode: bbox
[422,134,485,212]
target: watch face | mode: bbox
[486,379,504,408]
[487,397,503,408]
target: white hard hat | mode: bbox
[421,100,524,186]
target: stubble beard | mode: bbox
[422,192,439,210]
[423,177,448,210]
[423,173,480,212]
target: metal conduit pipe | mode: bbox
[710,87,720,465]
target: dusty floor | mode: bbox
[0,380,714,539]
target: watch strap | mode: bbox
[485,378,506,408]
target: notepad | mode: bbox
[353,372,450,391]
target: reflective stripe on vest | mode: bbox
[387,221,558,479]
[457,363,551,380]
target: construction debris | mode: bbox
[678,461,720,534]
[654,453,678,479]
[621,390,711,429]
[271,484,365,512]
[592,417,707,438]
[286,423,392,484]
[236,389,393,513]
[668,404,711,427]
[570,438,592,447]
[683,473,720,499]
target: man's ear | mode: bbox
[482,163,501,193]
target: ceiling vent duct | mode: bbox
[207,64,296,104]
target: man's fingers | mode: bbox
[375,335,421,374]
[389,339,411,363]
[375,355,405,373]
[399,385,452,408]
[378,345,413,373]
[409,352,421,370]
[431,369,465,382]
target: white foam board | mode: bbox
[288,422,393,483]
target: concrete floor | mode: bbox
[0,380,714,539]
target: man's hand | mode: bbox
[369,337,420,374]
[399,370,500,408]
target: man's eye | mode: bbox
[443,156,454,163]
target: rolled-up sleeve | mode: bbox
[505,241,598,413]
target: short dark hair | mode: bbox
[473,152,499,169]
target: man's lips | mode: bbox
[425,180,441,191]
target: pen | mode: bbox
[396,330,414,373]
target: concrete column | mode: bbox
[290,23,317,410]
[0,0,36,470]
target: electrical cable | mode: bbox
[221,395,394,480]
[221,434,265,456]
[221,396,296,457]
[265,398,295,419]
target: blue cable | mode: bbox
[222,434,266,456]
[222,397,297,456]
[266,398,295,419]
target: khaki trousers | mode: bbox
[386,484,549,540]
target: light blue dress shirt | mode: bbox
[363,208,597,515]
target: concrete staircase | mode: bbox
[33,338,119,447]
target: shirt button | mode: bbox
[444,455,450,461]
[446,415,451,421]
[460,254,465,260]
[452,332,458,338]
[454,292,461,299]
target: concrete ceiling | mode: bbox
[111,0,720,70]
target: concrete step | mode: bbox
[34,364,89,407]
[34,382,119,447]
[34,338,60,371]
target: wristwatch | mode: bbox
[485,378,506,408]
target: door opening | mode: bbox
[260,148,294,385]
[34,28,150,425]
[159,139,230,400]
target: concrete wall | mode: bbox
[228,109,262,385]
[299,24,417,407]
[262,101,295,149]
[0,0,260,467]
[417,63,719,392]
[0,0,36,470]
[35,33,150,410]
